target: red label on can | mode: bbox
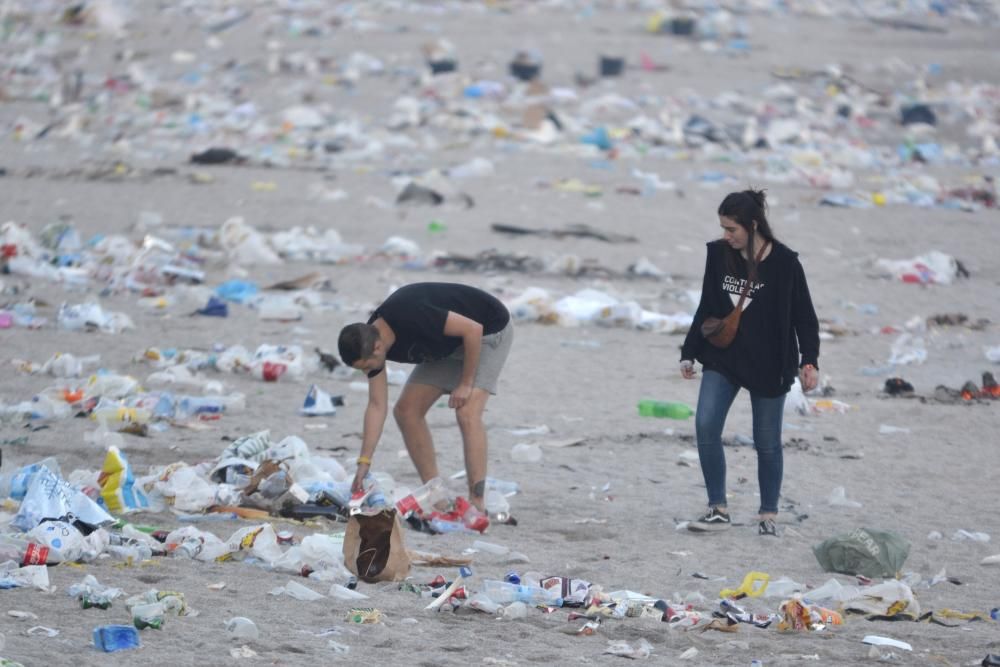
[22,543,49,566]
[395,495,419,516]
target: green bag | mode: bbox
[812,528,910,578]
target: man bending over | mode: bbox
[338,282,513,515]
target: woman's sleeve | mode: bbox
[792,258,820,368]
[680,247,713,361]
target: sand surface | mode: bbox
[1,2,999,666]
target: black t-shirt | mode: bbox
[367,282,510,369]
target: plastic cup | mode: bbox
[225,617,259,641]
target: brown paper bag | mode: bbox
[342,510,411,583]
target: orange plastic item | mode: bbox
[63,389,84,403]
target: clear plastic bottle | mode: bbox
[0,535,30,562]
[394,477,446,516]
[429,517,476,534]
[106,544,153,562]
[28,393,71,420]
[485,489,510,522]
[348,473,389,514]
[471,540,510,556]
[176,396,226,419]
[481,579,562,607]
[90,399,151,425]
[486,478,520,496]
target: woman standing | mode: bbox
[680,189,819,537]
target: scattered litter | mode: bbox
[863,636,913,652]
[604,638,653,659]
[25,626,58,637]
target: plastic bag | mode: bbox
[224,524,284,565]
[813,528,910,578]
[219,217,281,266]
[155,465,217,512]
[27,520,87,563]
[13,466,114,533]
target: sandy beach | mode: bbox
[1,2,999,665]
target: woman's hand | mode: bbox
[799,364,818,392]
[680,360,697,380]
[351,464,369,494]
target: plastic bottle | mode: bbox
[84,373,140,400]
[348,474,389,514]
[485,489,510,522]
[637,399,694,419]
[429,517,476,534]
[28,394,71,420]
[481,579,563,607]
[0,535,31,563]
[472,540,510,556]
[131,602,165,630]
[394,477,446,517]
[93,625,141,652]
[107,544,153,563]
[175,396,227,419]
[486,478,520,496]
[90,401,151,426]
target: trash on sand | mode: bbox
[827,486,863,508]
[813,529,910,578]
[604,638,653,659]
[863,635,912,651]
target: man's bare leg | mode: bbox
[394,383,445,483]
[455,388,491,511]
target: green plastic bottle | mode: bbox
[637,399,694,420]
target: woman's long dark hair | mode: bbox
[718,188,777,281]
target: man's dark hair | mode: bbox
[338,323,379,366]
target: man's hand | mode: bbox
[680,360,697,380]
[799,364,818,392]
[449,383,473,409]
[351,464,369,494]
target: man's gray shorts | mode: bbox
[406,322,514,395]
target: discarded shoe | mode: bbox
[883,378,914,396]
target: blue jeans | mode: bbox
[695,370,786,515]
